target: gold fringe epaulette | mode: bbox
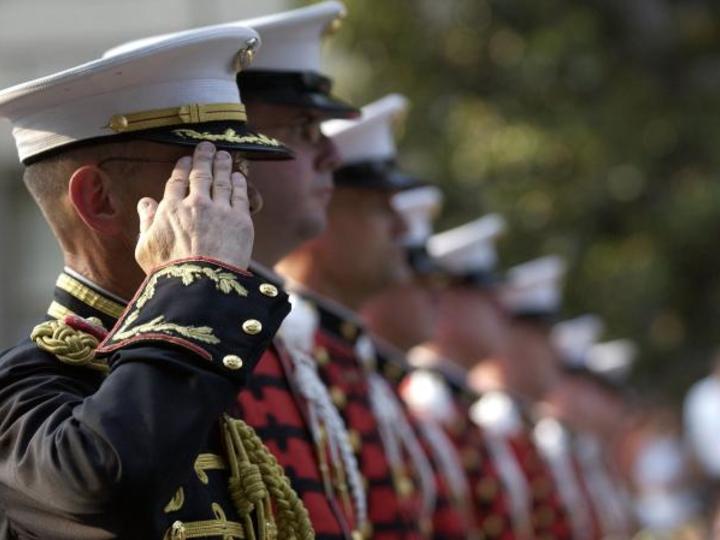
[31,317,109,373]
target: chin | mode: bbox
[296,214,327,243]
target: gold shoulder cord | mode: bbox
[223,415,315,540]
[31,318,109,373]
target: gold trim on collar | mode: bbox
[47,300,74,321]
[56,274,125,319]
[107,103,247,133]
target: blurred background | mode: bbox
[3,0,720,535]
[314,0,720,404]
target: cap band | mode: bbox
[107,102,247,133]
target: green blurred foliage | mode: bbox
[300,0,720,401]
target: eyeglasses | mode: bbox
[263,117,324,146]
[97,153,250,176]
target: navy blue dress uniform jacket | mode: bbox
[0,258,291,539]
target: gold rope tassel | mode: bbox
[223,415,315,540]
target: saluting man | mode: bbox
[107,3,372,539]
[0,26,310,539]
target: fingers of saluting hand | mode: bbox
[211,150,233,205]
[231,172,249,211]
[164,156,192,201]
[188,142,216,199]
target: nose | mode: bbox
[315,133,342,172]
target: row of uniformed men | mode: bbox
[0,1,636,539]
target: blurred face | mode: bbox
[436,285,510,365]
[505,320,560,400]
[361,275,441,350]
[315,186,411,301]
[246,103,341,264]
[549,375,626,434]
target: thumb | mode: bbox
[137,197,158,235]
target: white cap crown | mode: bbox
[392,186,443,246]
[427,214,506,275]
[501,255,566,315]
[1,26,263,162]
[323,93,408,164]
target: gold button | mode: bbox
[170,521,187,540]
[330,386,347,408]
[108,114,129,132]
[242,319,263,335]
[351,530,364,540]
[314,346,330,366]
[395,473,414,498]
[223,355,244,370]
[348,429,362,453]
[340,320,357,340]
[259,283,278,297]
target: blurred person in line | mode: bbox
[277,94,438,539]
[397,224,574,538]
[628,404,703,539]
[362,209,529,539]
[549,317,642,539]
[683,351,720,532]
[106,3,384,538]
[465,254,575,539]
[536,314,608,540]
[0,25,302,539]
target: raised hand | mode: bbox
[135,142,254,273]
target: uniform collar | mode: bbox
[47,268,127,331]
[281,279,365,346]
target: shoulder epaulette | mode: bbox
[31,316,109,373]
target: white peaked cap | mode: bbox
[501,255,566,315]
[551,315,605,366]
[427,214,506,275]
[239,1,346,73]
[392,186,443,246]
[586,339,637,381]
[684,376,720,477]
[323,93,408,164]
[1,26,274,164]
[105,2,346,74]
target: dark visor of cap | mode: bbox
[139,119,293,160]
[442,268,504,289]
[406,245,441,276]
[22,119,293,165]
[334,159,424,191]
[510,309,559,325]
[238,70,359,119]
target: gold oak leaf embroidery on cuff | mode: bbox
[113,315,220,344]
[136,264,249,309]
[110,263,250,346]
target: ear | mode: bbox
[68,165,123,236]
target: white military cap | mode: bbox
[551,315,605,367]
[391,185,443,274]
[501,255,566,319]
[684,375,720,477]
[106,2,357,119]
[1,26,289,164]
[392,186,443,247]
[323,94,421,190]
[585,339,637,381]
[427,214,506,283]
